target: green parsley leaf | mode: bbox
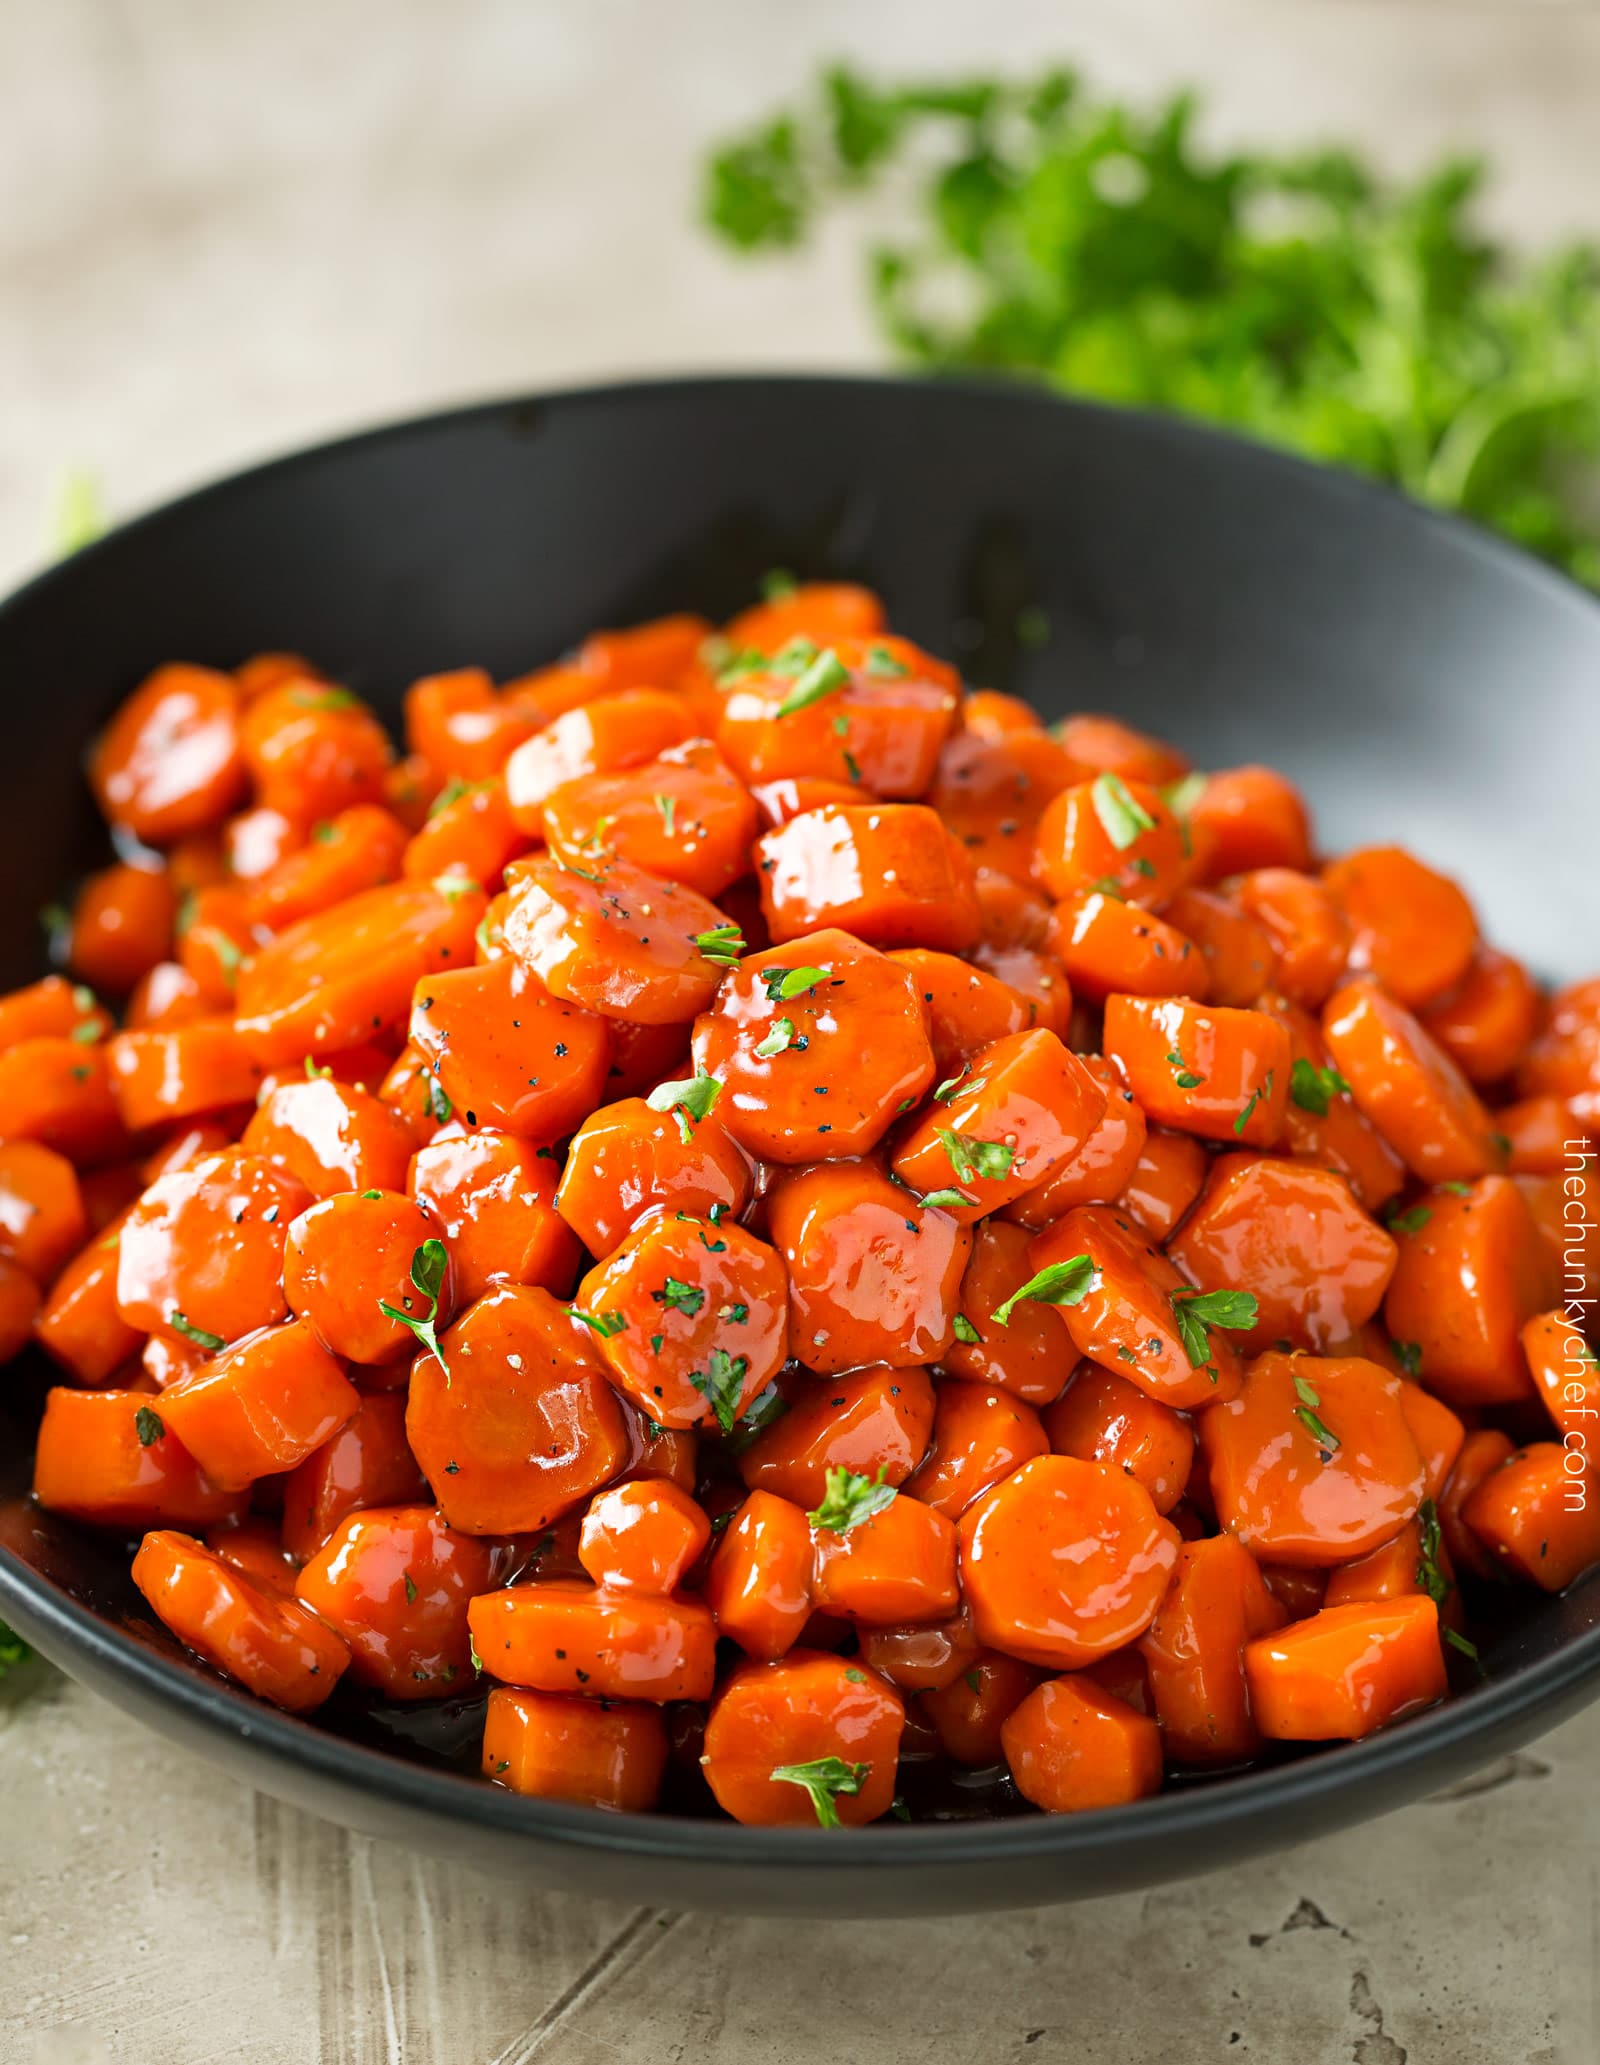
[755,1016,797,1059]
[378,1239,452,1376]
[646,1070,723,1143]
[1415,1498,1450,1606]
[936,1127,1014,1184]
[569,1307,628,1338]
[1289,1057,1354,1117]
[917,1188,974,1211]
[403,1571,418,1604]
[761,963,832,1001]
[1233,1071,1274,1136]
[652,1277,706,1318]
[951,1313,982,1344]
[1091,771,1156,850]
[134,1405,165,1447]
[0,1618,32,1679]
[69,1019,100,1044]
[992,1254,1094,1327]
[933,1067,988,1105]
[425,1075,453,1125]
[1391,1339,1423,1378]
[774,646,850,717]
[1170,1288,1259,1372]
[1445,1628,1483,1668]
[1386,1204,1432,1236]
[168,1311,225,1353]
[724,1378,790,1455]
[762,566,798,600]
[691,1346,749,1434]
[1438,1180,1473,1196]
[770,1754,868,1828]
[809,1464,897,1534]
[653,793,677,836]
[863,643,909,678]
[693,924,745,966]
[1166,1048,1206,1090]
[1291,1372,1340,1456]
[1161,771,1208,819]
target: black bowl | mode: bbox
[2,375,1597,1917]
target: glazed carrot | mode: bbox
[941,1219,1075,1405]
[245,803,408,929]
[1138,1535,1286,1764]
[90,665,245,843]
[724,583,885,654]
[766,1159,969,1374]
[406,1283,631,1532]
[1254,991,1406,1213]
[751,775,871,828]
[886,949,1032,1077]
[1169,1155,1397,1352]
[158,1319,360,1490]
[106,1020,263,1131]
[1231,869,1351,1011]
[705,1491,815,1661]
[279,1390,428,1561]
[700,1650,904,1825]
[408,956,610,1136]
[960,690,1043,739]
[690,928,936,1163]
[1322,980,1502,1183]
[554,1094,751,1258]
[1396,1383,1466,1503]
[1243,1597,1447,1740]
[32,1387,244,1530]
[65,863,177,997]
[504,690,695,833]
[0,975,113,1052]
[579,1479,711,1595]
[757,803,982,953]
[0,1140,86,1284]
[206,1515,301,1595]
[1104,995,1290,1147]
[714,636,958,799]
[283,1190,450,1365]
[1186,765,1312,878]
[811,1491,960,1624]
[0,1255,41,1361]
[1383,1176,1558,1406]
[411,1129,581,1304]
[1115,1126,1209,1243]
[1521,1309,1600,1445]
[929,728,1082,884]
[297,1504,508,1698]
[1515,976,1600,1101]
[973,866,1052,949]
[1161,888,1275,1008]
[1324,845,1477,1010]
[1495,1095,1577,1175]
[968,939,1073,1038]
[242,1074,418,1199]
[235,878,483,1063]
[37,1214,142,1379]
[404,668,538,781]
[482,1688,669,1810]
[1463,1443,1600,1592]
[1044,1365,1194,1516]
[856,1608,982,1693]
[114,1149,309,1346]
[1418,946,1540,1087]
[904,1382,1049,1519]
[1003,1056,1148,1226]
[1046,889,1208,1005]
[1052,713,1187,787]
[575,1211,787,1428]
[132,1529,349,1712]
[1040,1203,1247,1410]
[959,1454,1179,1668]
[738,1363,936,1508]
[239,679,393,822]
[575,612,711,693]
[1033,776,1191,908]
[469,1580,717,1702]
[1001,1674,1164,1813]
[922,1650,1041,1765]
[1202,1353,1426,1565]
[542,739,759,901]
[225,805,306,881]
[891,1028,1108,1221]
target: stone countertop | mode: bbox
[6,2,1600,2059]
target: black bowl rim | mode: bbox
[4,368,1600,1872]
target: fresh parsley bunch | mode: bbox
[704,65,1600,583]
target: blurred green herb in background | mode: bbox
[704,66,1600,583]
[0,1619,31,1680]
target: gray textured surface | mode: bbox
[5,2,1600,2058]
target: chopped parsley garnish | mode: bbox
[653,1277,706,1318]
[1391,1339,1423,1378]
[403,1571,418,1604]
[951,1313,981,1344]
[936,1128,1014,1184]
[569,1307,628,1338]
[1415,1499,1450,1606]
[1445,1628,1483,1667]
[755,1016,797,1059]
[691,1347,748,1434]
[1091,771,1156,850]
[693,923,745,966]
[761,566,797,600]
[1288,1057,1353,1116]
[770,1755,868,1829]
[761,963,832,1001]
[1385,1203,1432,1236]
[168,1311,225,1353]
[809,1465,897,1534]
[933,1067,987,1105]
[1161,771,1208,819]
[424,1076,453,1125]
[134,1405,165,1447]
[1169,1288,1258,1374]
[917,1188,974,1211]
[1166,1048,1206,1091]
[1292,1372,1340,1456]
[863,643,909,678]
[646,1070,723,1143]
[992,1254,1094,1327]
[1233,1071,1274,1136]
[774,645,850,717]
[378,1239,451,1375]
